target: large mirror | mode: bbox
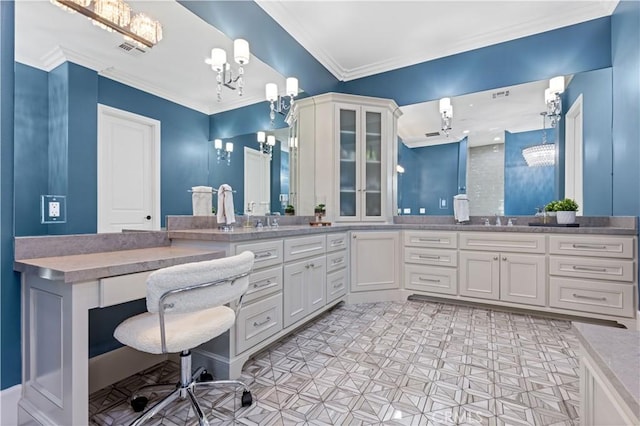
[397,67,613,217]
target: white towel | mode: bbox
[191,186,213,216]
[216,184,236,225]
[453,194,470,223]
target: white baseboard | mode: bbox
[1,384,21,426]
[637,311,640,331]
[347,289,409,305]
[89,346,168,394]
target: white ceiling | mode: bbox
[15,0,618,121]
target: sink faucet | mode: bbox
[495,214,502,226]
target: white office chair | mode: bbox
[114,251,255,426]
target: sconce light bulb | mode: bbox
[225,142,233,153]
[439,97,451,113]
[265,83,278,102]
[286,77,299,98]
[210,48,226,72]
[257,131,266,143]
[549,76,565,94]
[267,135,276,146]
[214,138,222,150]
[233,39,250,65]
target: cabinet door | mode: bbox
[307,256,326,314]
[459,251,499,300]
[337,106,359,220]
[351,231,400,292]
[500,253,546,306]
[361,109,384,220]
[283,260,307,328]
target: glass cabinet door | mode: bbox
[364,111,382,217]
[339,108,357,218]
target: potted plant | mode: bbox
[314,204,326,222]
[284,205,295,216]
[547,198,579,224]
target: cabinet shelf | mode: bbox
[340,130,356,135]
[340,158,356,163]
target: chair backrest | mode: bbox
[146,251,254,315]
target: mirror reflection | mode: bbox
[397,70,612,217]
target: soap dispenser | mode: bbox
[495,214,501,226]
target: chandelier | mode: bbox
[213,139,233,165]
[205,39,250,102]
[545,76,565,128]
[265,78,299,126]
[257,131,276,159]
[50,0,163,49]
[439,97,453,136]
[522,112,556,167]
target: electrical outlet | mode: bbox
[439,198,447,209]
[419,208,426,214]
[49,201,60,217]
[403,208,411,214]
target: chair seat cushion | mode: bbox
[114,305,235,354]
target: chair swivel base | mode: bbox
[128,351,252,426]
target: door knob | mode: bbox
[145,215,151,220]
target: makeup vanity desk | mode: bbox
[14,233,224,426]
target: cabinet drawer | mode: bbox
[404,247,457,267]
[99,271,151,307]
[326,233,348,252]
[550,257,635,282]
[244,266,283,304]
[549,235,635,259]
[284,235,326,262]
[327,268,348,303]
[236,293,283,354]
[236,240,283,269]
[404,264,457,295]
[549,277,634,318]
[326,250,348,273]
[460,233,545,253]
[404,231,457,249]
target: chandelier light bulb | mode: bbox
[549,76,565,94]
[214,138,222,150]
[286,77,299,98]
[267,135,276,146]
[233,39,250,65]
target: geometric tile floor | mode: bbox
[89,300,582,425]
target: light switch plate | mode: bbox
[439,198,447,209]
[41,195,67,224]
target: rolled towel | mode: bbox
[216,184,236,225]
[453,194,470,223]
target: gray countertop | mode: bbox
[14,246,225,283]
[167,222,638,242]
[572,322,640,417]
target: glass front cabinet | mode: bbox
[291,93,401,223]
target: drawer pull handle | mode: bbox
[572,265,608,272]
[418,255,440,259]
[332,258,344,265]
[418,277,440,283]
[502,256,507,261]
[417,238,440,242]
[331,240,344,246]
[253,280,272,289]
[493,256,498,260]
[572,293,607,302]
[572,244,607,250]
[253,316,271,327]
[333,283,343,289]
[255,251,273,259]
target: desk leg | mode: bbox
[19,275,98,426]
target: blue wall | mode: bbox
[504,130,556,215]
[611,0,640,216]
[562,67,613,215]
[398,142,460,215]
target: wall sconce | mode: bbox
[214,138,233,165]
[265,77,299,125]
[51,0,162,49]
[439,97,453,136]
[257,132,276,159]
[205,39,250,102]
[545,75,564,127]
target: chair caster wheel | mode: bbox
[199,371,214,382]
[241,390,252,407]
[131,396,148,412]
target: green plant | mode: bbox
[314,203,326,214]
[545,198,579,212]
[284,204,295,214]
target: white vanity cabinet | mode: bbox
[350,231,400,292]
[458,233,546,306]
[326,232,349,302]
[403,231,458,295]
[548,235,637,320]
[291,93,401,221]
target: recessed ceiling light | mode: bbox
[494,136,501,141]
[463,130,470,134]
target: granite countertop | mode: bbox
[14,246,225,283]
[167,222,638,242]
[572,322,640,417]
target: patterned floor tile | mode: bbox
[89,300,584,425]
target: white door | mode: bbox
[565,95,584,215]
[97,105,160,233]
[244,147,270,215]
